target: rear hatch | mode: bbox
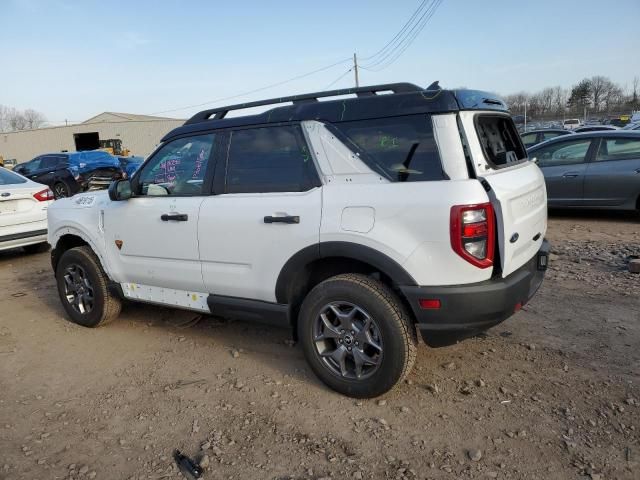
[459,111,547,277]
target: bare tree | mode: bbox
[0,105,9,132]
[7,108,27,131]
[22,109,46,129]
[632,76,639,110]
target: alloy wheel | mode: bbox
[63,264,94,314]
[313,302,383,380]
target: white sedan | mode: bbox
[0,166,54,253]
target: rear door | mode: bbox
[530,137,595,207]
[460,112,547,277]
[198,124,322,302]
[583,135,640,207]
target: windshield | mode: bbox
[0,167,28,185]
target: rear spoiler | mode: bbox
[453,90,509,112]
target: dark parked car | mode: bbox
[520,129,573,148]
[528,131,640,210]
[573,125,617,133]
[117,155,144,178]
[14,151,122,199]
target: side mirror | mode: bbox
[108,179,132,201]
[531,156,539,164]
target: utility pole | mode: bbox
[353,53,360,88]
[524,101,527,131]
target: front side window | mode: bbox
[225,125,318,193]
[596,137,640,162]
[534,139,592,167]
[336,115,445,182]
[137,134,214,196]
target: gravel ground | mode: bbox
[0,211,638,480]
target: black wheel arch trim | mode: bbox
[275,241,417,304]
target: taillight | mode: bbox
[450,202,495,269]
[33,188,55,202]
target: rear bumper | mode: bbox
[0,228,48,251]
[401,240,549,346]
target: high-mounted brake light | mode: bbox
[33,188,55,202]
[450,202,495,269]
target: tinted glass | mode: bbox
[476,115,527,168]
[0,168,27,185]
[521,132,537,147]
[534,139,592,166]
[22,157,42,173]
[596,137,640,161]
[336,115,445,181]
[39,155,60,170]
[225,126,317,193]
[542,131,563,141]
[138,134,214,196]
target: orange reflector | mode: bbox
[419,299,441,310]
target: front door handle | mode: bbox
[264,215,300,224]
[562,172,579,178]
[161,213,188,222]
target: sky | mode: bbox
[1,0,639,124]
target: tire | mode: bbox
[55,246,121,327]
[299,273,417,398]
[23,242,50,254]
[53,182,71,199]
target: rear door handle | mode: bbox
[562,172,579,178]
[161,213,188,222]
[264,215,300,224]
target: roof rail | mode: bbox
[184,82,423,125]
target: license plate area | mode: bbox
[0,201,17,214]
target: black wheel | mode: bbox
[23,242,50,254]
[55,246,121,327]
[53,182,70,199]
[299,274,417,398]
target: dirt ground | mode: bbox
[1,211,639,480]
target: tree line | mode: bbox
[0,105,47,132]
[504,76,639,119]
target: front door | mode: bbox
[199,125,322,302]
[533,137,595,207]
[102,133,216,293]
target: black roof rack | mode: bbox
[184,83,423,125]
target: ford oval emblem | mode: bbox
[0,192,10,197]
[510,233,519,243]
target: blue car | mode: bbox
[117,156,144,178]
[14,151,122,199]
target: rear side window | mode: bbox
[521,132,538,148]
[335,115,445,182]
[475,115,527,168]
[40,155,60,170]
[225,125,318,194]
[596,137,640,161]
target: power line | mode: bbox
[323,68,353,90]
[149,57,352,115]
[360,0,429,62]
[361,0,443,72]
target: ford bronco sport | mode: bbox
[48,82,549,398]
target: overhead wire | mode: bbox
[149,57,352,115]
[323,68,353,90]
[361,0,444,72]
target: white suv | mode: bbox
[48,83,549,398]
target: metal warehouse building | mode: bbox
[1,112,184,164]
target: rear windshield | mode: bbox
[0,168,27,185]
[335,114,446,182]
[475,115,527,168]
